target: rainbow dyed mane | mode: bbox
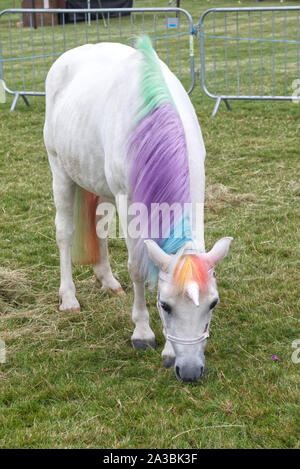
[173,254,210,294]
[128,36,193,283]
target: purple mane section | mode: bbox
[128,102,191,279]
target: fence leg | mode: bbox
[211,97,232,117]
[10,93,20,111]
[21,95,30,107]
[10,93,30,111]
[212,97,221,117]
[224,99,231,111]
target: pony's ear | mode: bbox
[144,240,172,272]
[207,237,233,267]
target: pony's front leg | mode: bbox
[128,258,156,350]
[162,340,176,369]
[51,164,80,312]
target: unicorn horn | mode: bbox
[187,281,200,307]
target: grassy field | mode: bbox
[0,0,300,449]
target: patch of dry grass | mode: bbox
[205,183,259,211]
[0,267,33,312]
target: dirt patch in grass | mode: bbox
[0,268,34,313]
[205,183,258,211]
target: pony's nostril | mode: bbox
[175,365,204,382]
[175,366,181,380]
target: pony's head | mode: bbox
[145,237,233,382]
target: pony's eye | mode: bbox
[209,298,219,310]
[160,301,172,314]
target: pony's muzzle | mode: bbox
[175,363,205,383]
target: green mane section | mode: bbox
[136,36,174,119]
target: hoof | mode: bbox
[59,293,80,312]
[132,339,156,351]
[59,306,81,313]
[112,287,126,296]
[163,356,175,369]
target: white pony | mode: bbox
[44,37,232,382]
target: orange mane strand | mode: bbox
[173,254,209,293]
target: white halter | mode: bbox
[157,294,210,346]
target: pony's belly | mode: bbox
[50,100,115,198]
[59,149,113,199]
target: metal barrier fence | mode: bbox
[0,7,195,110]
[1,6,300,114]
[197,6,300,115]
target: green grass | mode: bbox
[0,0,300,449]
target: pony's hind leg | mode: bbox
[94,237,125,295]
[50,161,80,312]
